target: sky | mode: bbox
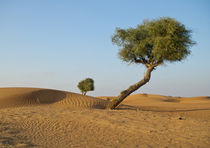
[0,0,210,97]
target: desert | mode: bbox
[0,87,209,148]
[1,1,210,148]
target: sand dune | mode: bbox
[0,88,210,148]
[0,88,107,109]
[2,88,208,111]
[100,94,210,111]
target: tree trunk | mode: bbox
[83,92,87,96]
[107,66,155,109]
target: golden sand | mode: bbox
[0,88,209,148]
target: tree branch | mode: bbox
[134,57,148,64]
[149,60,163,68]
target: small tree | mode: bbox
[108,17,195,109]
[77,78,94,95]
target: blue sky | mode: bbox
[0,0,210,97]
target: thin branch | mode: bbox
[134,57,148,64]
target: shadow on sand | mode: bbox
[29,89,67,104]
[115,104,210,112]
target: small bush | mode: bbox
[77,78,94,95]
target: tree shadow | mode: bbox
[113,104,210,112]
[114,104,138,111]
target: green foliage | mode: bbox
[112,17,195,66]
[77,78,94,95]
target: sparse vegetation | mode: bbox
[108,17,195,109]
[77,78,94,95]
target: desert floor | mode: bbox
[0,88,210,148]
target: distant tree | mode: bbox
[77,78,94,95]
[108,17,195,109]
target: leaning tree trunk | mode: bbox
[83,92,87,96]
[107,66,155,109]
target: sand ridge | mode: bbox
[0,88,107,109]
[100,94,210,112]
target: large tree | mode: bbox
[108,17,195,109]
[77,78,94,95]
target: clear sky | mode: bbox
[0,0,210,97]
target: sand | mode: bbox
[0,88,210,148]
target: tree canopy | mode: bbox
[77,78,94,95]
[112,17,195,68]
[108,17,195,109]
